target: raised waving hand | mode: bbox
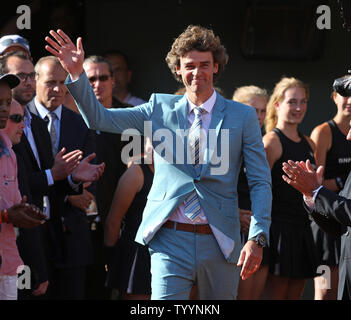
[45,29,85,80]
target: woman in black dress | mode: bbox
[104,145,154,300]
[261,77,318,299]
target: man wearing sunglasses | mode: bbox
[82,55,133,299]
[4,104,25,145]
[0,52,105,299]
[0,74,47,300]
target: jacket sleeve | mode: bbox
[308,172,351,236]
[243,107,272,242]
[65,72,152,135]
[315,186,351,228]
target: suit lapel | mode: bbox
[21,101,43,170]
[20,134,40,170]
[174,95,188,131]
[201,94,225,176]
[27,100,39,116]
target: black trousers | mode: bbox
[47,266,87,300]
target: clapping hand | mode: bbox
[7,196,46,228]
[282,159,324,197]
[71,153,105,183]
[51,147,82,181]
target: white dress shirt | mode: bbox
[33,99,81,209]
[34,97,62,154]
[303,185,324,211]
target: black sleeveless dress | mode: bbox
[106,163,154,294]
[268,128,318,278]
[311,120,351,266]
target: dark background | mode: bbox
[1,0,351,136]
[2,0,349,300]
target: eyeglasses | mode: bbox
[15,72,35,82]
[8,113,24,123]
[88,75,110,83]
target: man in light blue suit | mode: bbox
[44,25,272,300]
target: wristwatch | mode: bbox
[248,233,267,248]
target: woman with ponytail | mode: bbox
[261,77,318,300]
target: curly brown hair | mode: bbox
[165,25,228,83]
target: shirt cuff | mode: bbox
[303,185,323,211]
[46,169,54,186]
[68,174,81,191]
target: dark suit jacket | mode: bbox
[13,107,83,287]
[13,109,75,211]
[15,151,48,290]
[311,173,351,299]
[28,102,96,268]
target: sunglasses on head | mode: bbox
[8,113,24,123]
[88,75,110,83]
[0,37,29,47]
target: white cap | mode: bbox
[0,35,30,56]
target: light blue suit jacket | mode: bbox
[66,73,272,263]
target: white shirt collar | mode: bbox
[34,96,62,121]
[186,89,217,115]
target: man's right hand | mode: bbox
[45,29,85,81]
[6,196,46,228]
[51,147,82,181]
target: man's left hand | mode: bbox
[67,190,94,211]
[71,153,105,183]
[282,159,323,197]
[237,240,262,280]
